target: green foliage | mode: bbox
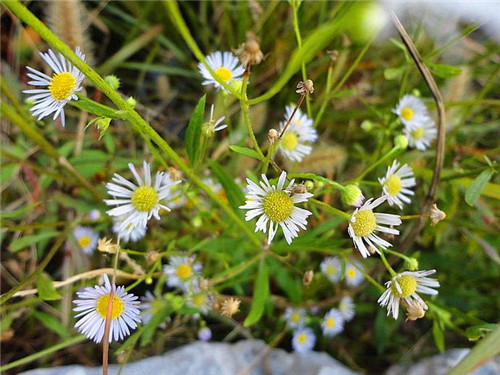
[244,258,270,327]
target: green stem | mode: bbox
[383,248,415,265]
[4,0,260,247]
[310,198,350,219]
[0,335,86,372]
[314,61,334,127]
[379,249,397,277]
[351,261,385,292]
[240,74,265,160]
[288,173,345,191]
[351,145,402,183]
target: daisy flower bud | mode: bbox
[341,185,365,207]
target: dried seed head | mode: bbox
[97,237,118,254]
[405,299,427,322]
[327,50,339,62]
[234,32,264,69]
[289,183,308,195]
[296,79,314,95]
[268,128,279,145]
[220,297,241,317]
[198,278,210,290]
[146,250,161,265]
[303,270,314,286]
[429,203,446,226]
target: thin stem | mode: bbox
[351,146,401,183]
[352,261,385,293]
[240,72,265,159]
[310,198,350,220]
[278,95,305,138]
[379,249,397,277]
[383,248,415,265]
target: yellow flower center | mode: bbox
[297,333,307,344]
[325,317,336,328]
[78,236,91,248]
[96,294,124,319]
[49,72,76,101]
[290,313,301,323]
[176,264,192,279]
[391,274,417,298]
[346,268,356,279]
[400,107,414,121]
[411,127,424,140]
[131,186,158,212]
[262,190,294,223]
[281,131,299,151]
[385,174,402,196]
[215,67,233,82]
[351,209,376,237]
[326,265,336,275]
[192,293,206,307]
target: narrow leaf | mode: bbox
[432,320,445,353]
[140,304,172,347]
[244,258,269,327]
[229,145,265,162]
[0,203,40,219]
[185,95,206,165]
[10,230,59,252]
[36,273,62,300]
[428,62,462,79]
[465,169,494,206]
[208,160,245,214]
[33,311,70,338]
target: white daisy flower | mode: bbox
[284,307,306,330]
[112,215,147,243]
[378,160,416,209]
[348,196,402,258]
[292,327,316,353]
[321,308,344,337]
[139,291,169,328]
[73,226,98,255]
[344,261,365,287]
[163,254,202,291]
[320,257,342,283]
[239,171,313,244]
[278,106,318,162]
[378,269,440,320]
[24,47,85,127]
[404,119,437,151]
[198,51,244,91]
[186,288,214,314]
[392,95,430,127]
[338,296,355,321]
[104,161,181,236]
[73,274,141,343]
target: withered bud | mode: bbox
[289,183,308,195]
[405,299,427,322]
[220,297,241,317]
[97,237,119,254]
[198,278,210,290]
[303,270,314,286]
[234,32,264,69]
[146,250,161,265]
[429,203,446,226]
[327,50,339,62]
[296,79,314,95]
[368,246,377,255]
[268,128,279,144]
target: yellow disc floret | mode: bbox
[49,72,76,101]
[96,294,124,319]
[176,264,192,279]
[297,333,307,344]
[325,317,336,328]
[78,236,91,248]
[281,131,299,151]
[290,312,301,323]
[215,67,233,82]
[400,107,414,121]
[346,268,356,279]
[411,127,424,140]
[391,274,417,298]
[385,174,402,196]
[262,190,294,223]
[351,209,377,237]
[326,265,336,275]
[131,186,158,212]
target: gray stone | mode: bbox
[20,339,360,375]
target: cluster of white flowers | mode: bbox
[320,257,365,287]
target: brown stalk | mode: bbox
[390,12,446,253]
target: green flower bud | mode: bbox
[342,185,365,207]
[126,96,137,108]
[304,180,314,191]
[394,135,409,150]
[315,181,325,189]
[404,257,419,271]
[361,120,374,132]
[104,75,120,90]
[192,216,202,228]
[229,79,243,94]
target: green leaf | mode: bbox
[432,320,445,352]
[69,150,110,178]
[0,163,18,185]
[70,96,126,119]
[229,145,265,162]
[36,273,61,300]
[9,230,59,252]
[374,308,388,354]
[428,63,462,79]
[0,203,40,219]
[184,95,206,165]
[244,258,269,327]
[33,311,70,338]
[465,169,494,206]
[208,160,245,214]
[465,324,497,341]
[140,303,172,347]
[384,67,404,80]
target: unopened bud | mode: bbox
[404,257,419,271]
[229,79,243,94]
[268,128,279,145]
[342,185,365,207]
[304,180,314,191]
[361,120,374,132]
[394,135,409,150]
[303,270,314,286]
[126,97,137,108]
[105,75,120,90]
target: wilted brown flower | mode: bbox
[268,128,279,145]
[405,299,427,322]
[296,79,314,95]
[303,270,314,286]
[97,237,119,254]
[429,203,446,226]
[234,32,264,69]
[220,297,241,317]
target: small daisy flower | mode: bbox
[378,269,440,320]
[163,254,202,291]
[378,160,416,209]
[203,104,227,136]
[139,291,169,328]
[338,296,355,321]
[392,95,429,127]
[320,257,342,283]
[73,226,98,255]
[104,161,181,236]
[186,285,215,314]
[292,327,316,353]
[239,171,313,244]
[348,196,402,258]
[112,216,147,243]
[198,51,244,91]
[73,274,141,343]
[198,327,212,342]
[24,47,85,127]
[404,119,437,151]
[321,308,344,337]
[279,106,318,162]
[344,261,365,287]
[284,307,306,330]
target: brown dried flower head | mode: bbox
[234,32,264,69]
[97,237,119,254]
[405,299,427,322]
[289,183,308,195]
[429,203,446,226]
[146,250,161,265]
[198,278,211,290]
[268,128,279,145]
[303,270,314,286]
[296,79,314,95]
[220,297,241,317]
